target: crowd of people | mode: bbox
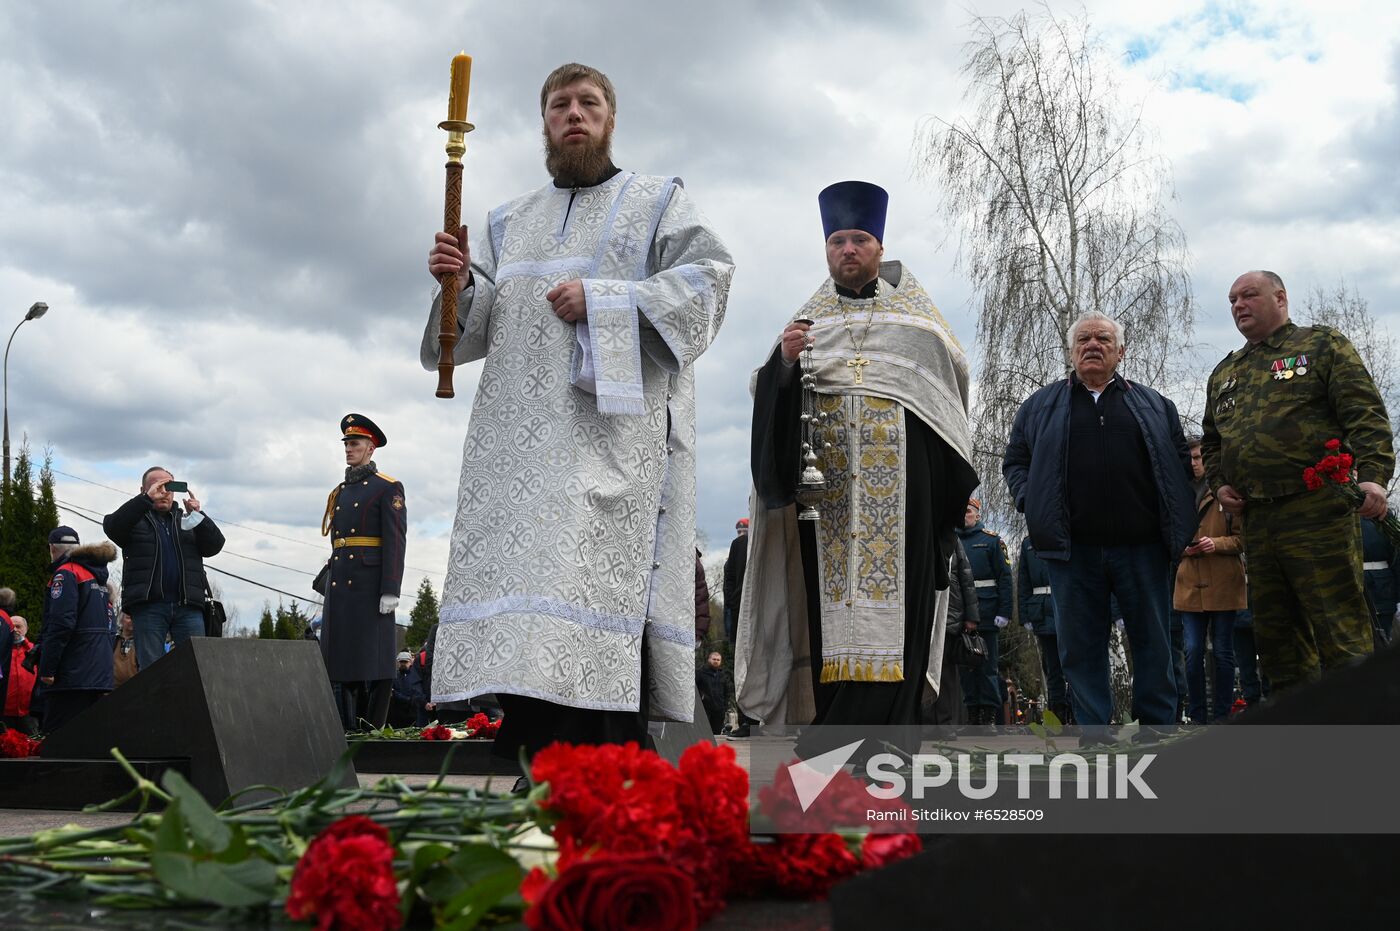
[0,464,230,737]
[4,62,1394,785]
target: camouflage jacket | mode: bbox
[1202,321,1394,499]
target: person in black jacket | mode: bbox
[38,527,118,733]
[1003,313,1195,726]
[925,536,979,726]
[388,651,426,728]
[696,650,731,735]
[103,467,225,671]
[722,518,748,644]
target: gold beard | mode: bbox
[544,126,614,187]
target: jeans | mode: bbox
[1170,611,1187,721]
[1181,610,1237,722]
[131,602,205,671]
[1045,542,1177,726]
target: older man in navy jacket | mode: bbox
[1003,313,1195,726]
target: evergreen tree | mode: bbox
[0,443,47,629]
[404,577,439,653]
[258,604,275,639]
[274,600,309,640]
[36,448,60,544]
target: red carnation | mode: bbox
[749,832,861,899]
[285,816,401,931]
[532,742,686,859]
[860,832,923,869]
[465,713,501,738]
[524,854,697,931]
[1303,467,1323,491]
[1325,438,1342,451]
[0,729,40,758]
[420,724,453,741]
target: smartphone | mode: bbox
[164,480,189,493]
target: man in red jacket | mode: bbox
[4,615,37,734]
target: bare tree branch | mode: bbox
[915,6,1195,536]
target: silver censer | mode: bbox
[794,318,827,522]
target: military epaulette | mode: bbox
[376,472,398,484]
[981,528,999,538]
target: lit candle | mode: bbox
[447,52,472,122]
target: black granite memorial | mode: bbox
[36,638,354,806]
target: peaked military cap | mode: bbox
[341,413,387,448]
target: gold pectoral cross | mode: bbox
[847,355,870,385]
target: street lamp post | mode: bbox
[3,301,49,492]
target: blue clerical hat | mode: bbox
[818,180,889,241]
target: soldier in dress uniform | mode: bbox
[1017,537,1072,723]
[319,414,407,730]
[956,498,1012,725]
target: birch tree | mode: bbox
[917,6,1194,528]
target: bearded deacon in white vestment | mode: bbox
[735,181,977,736]
[423,63,733,765]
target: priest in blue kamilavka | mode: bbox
[735,181,977,732]
[422,63,733,769]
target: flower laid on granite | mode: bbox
[1,741,921,929]
[285,816,401,931]
[351,715,504,742]
[1304,438,1400,546]
[465,712,502,739]
[0,727,41,759]
[420,724,454,741]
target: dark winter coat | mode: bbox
[320,471,407,682]
[1016,538,1057,636]
[39,542,118,692]
[957,521,1012,629]
[696,664,730,715]
[391,665,426,706]
[723,532,748,616]
[946,539,979,630]
[694,549,711,639]
[1003,373,1196,561]
[103,495,225,608]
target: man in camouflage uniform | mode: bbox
[1202,270,1394,692]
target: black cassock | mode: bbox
[751,336,977,729]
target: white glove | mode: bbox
[379,595,400,615]
[1023,622,1034,632]
[1114,617,1125,631]
[994,616,1009,628]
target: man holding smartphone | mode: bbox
[103,466,225,670]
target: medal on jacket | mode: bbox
[1271,358,1296,380]
[1295,354,1309,376]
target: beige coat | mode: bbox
[1173,492,1247,612]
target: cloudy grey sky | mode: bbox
[2,1,1397,629]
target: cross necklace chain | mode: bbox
[840,280,879,385]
